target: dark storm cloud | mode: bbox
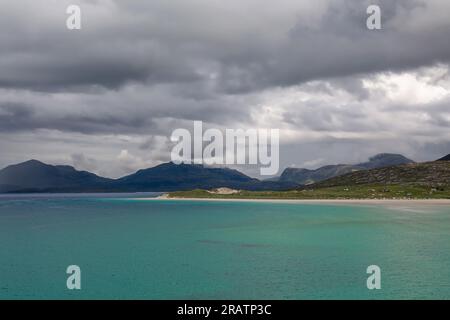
[0,0,449,92]
[0,101,155,134]
[257,0,450,90]
[0,0,449,177]
[0,82,255,134]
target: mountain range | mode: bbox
[0,160,295,193]
[112,162,296,192]
[278,153,414,185]
[0,153,448,193]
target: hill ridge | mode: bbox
[279,153,414,185]
[0,160,295,193]
[308,161,450,189]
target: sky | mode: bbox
[0,0,449,178]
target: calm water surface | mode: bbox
[0,194,449,299]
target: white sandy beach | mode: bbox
[135,195,450,207]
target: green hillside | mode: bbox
[168,161,450,200]
[311,161,450,188]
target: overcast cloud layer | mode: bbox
[0,0,449,178]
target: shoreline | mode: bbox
[136,196,450,207]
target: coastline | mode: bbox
[136,195,450,207]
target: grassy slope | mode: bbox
[313,161,450,188]
[168,184,450,200]
[168,161,450,200]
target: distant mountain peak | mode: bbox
[17,159,46,166]
[25,159,42,163]
[437,154,450,161]
[368,153,413,162]
[369,153,397,160]
[361,153,414,170]
[0,159,111,193]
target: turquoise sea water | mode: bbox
[0,194,449,299]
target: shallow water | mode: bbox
[0,194,449,299]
